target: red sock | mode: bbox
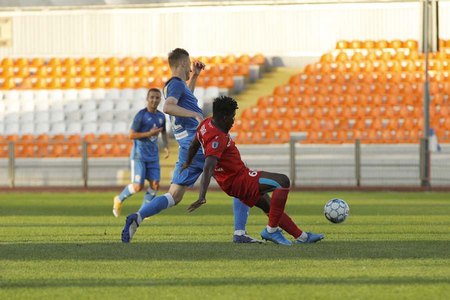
[268,188,290,227]
[279,213,302,239]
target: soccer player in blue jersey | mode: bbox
[121,48,260,243]
[113,88,169,217]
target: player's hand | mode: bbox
[192,60,205,76]
[148,127,163,137]
[187,198,206,213]
[193,112,204,125]
[163,147,169,159]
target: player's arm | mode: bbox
[188,61,205,92]
[182,137,201,170]
[187,155,218,213]
[129,127,163,140]
[163,97,203,124]
[161,125,169,159]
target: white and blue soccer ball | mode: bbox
[324,198,349,224]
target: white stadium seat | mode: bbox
[5,122,20,134]
[50,122,66,135]
[98,111,114,122]
[62,89,78,101]
[98,122,113,133]
[48,90,64,102]
[78,89,93,100]
[131,100,144,111]
[98,99,114,112]
[114,100,130,111]
[19,90,34,102]
[64,101,80,112]
[21,111,34,123]
[50,110,65,123]
[5,112,20,123]
[133,88,148,100]
[4,90,19,101]
[112,121,128,133]
[35,122,50,135]
[82,110,98,123]
[120,88,135,101]
[66,122,82,134]
[5,100,20,112]
[82,122,98,135]
[34,90,49,102]
[34,111,50,123]
[105,89,120,100]
[21,99,35,112]
[81,100,97,111]
[66,110,82,122]
[20,123,35,134]
[92,88,106,99]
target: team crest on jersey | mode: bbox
[212,141,219,149]
[159,118,163,125]
[200,125,206,135]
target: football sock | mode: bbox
[138,193,175,219]
[141,188,157,207]
[266,226,278,233]
[278,213,303,239]
[233,197,250,234]
[268,188,290,227]
[118,184,136,202]
[296,232,309,242]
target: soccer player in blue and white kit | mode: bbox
[121,48,260,243]
[113,88,169,217]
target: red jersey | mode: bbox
[196,118,262,206]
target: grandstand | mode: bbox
[0,0,449,187]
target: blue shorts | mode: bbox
[131,159,160,185]
[171,147,204,187]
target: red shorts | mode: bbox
[220,170,262,207]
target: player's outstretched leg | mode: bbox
[113,184,137,217]
[121,212,143,243]
[232,198,263,244]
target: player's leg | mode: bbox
[255,190,324,244]
[232,198,263,243]
[113,159,144,217]
[256,171,292,245]
[139,161,161,209]
[122,151,202,243]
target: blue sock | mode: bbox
[139,193,175,219]
[233,197,250,235]
[118,184,136,202]
[140,188,157,210]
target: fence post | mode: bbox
[8,142,15,188]
[355,139,361,187]
[419,138,431,189]
[82,141,88,188]
[289,132,307,188]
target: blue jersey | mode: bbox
[130,108,166,162]
[164,77,204,149]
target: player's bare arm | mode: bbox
[187,155,218,213]
[163,97,204,124]
[182,137,201,170]
[161,126,170,159]
[188,60,205,92]
[128,127,163,139]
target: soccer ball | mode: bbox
[324,198,349,223]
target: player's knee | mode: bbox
[133,184,144,192]
[279,174,290,188]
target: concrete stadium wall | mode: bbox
[1,2,449,58]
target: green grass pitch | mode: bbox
[1,191,450,299]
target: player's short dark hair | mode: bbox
[213,96,239,117]
[146,88,161,99]
[168,48,190,68]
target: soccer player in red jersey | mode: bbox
[183,96,324,245]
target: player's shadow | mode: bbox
[2,241,450,261]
